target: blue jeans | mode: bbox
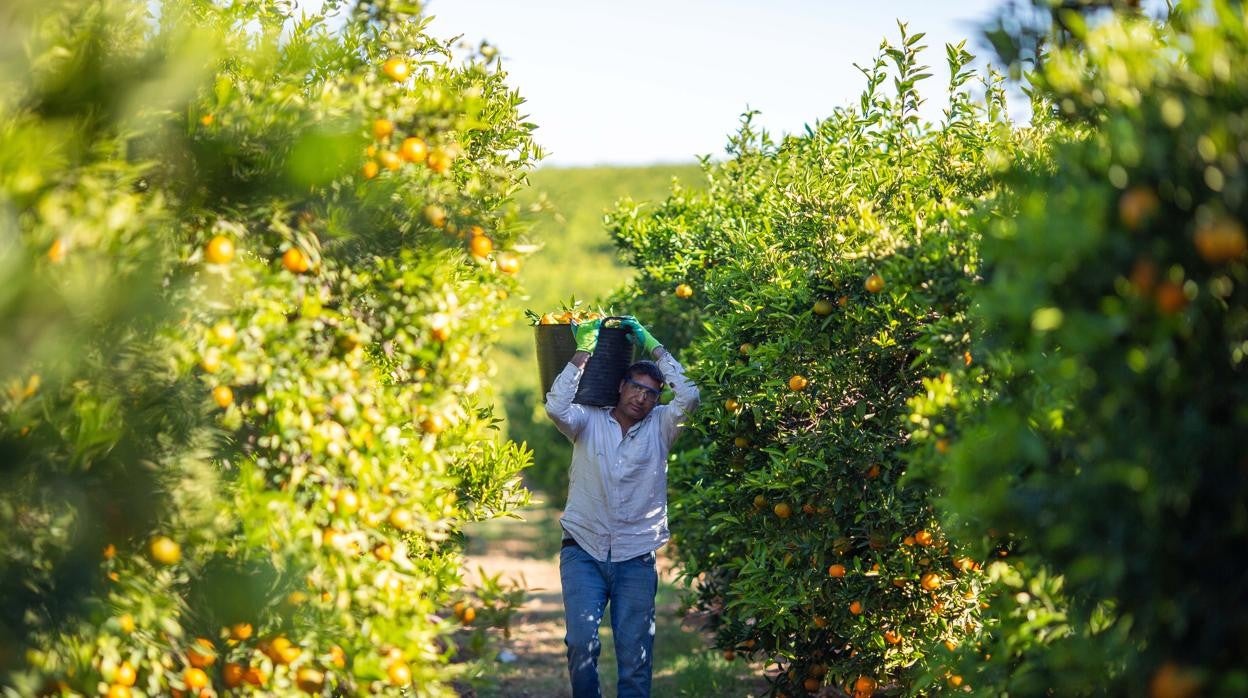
[559,542,658,698]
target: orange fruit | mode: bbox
[118,614,136,633]
[362,160,380,179]
[150,536,181,565]
[865,273,885,293]
[223,662,245,688]
[733,436,750,448]
[387,661,412,685]
[115,661,137,687]
[229,622,253,641]
[372,118,395,140]
[1155,281,1187,314]
[920,572,942,590]
[204,235,235,265]
[883,630,902,645]
[469,235,493,259]
[739,343,754,356]
[421,413,448,433]
[381,57,409,82]
[773,502,792,519]
[187,637,215,668]
[106,685,131,698]
[813,299,834,316]
[460,606,476,624]
[183,667,209,690]
[496,252,520,274]
[243,666,266,686]
[47,238,68,263]
[373,542,393,561]
[1149,661,1201,698]
[954,557,977,572]
[849,600,863,615]
[1129,258,1157,294]
[427,148,453,174]
[675,283,694,299]
[212,385,234,408]
[431,318,451,341]
[866,464,881,479]
[330,645,347,669]
[803,677,821,692]
[211,321,237,346]
[424,204,447,228]
[854,675,877,694]
[948,674,964,687]
[399,137,428,163]
[388,508,414,530]
[200,113,214,126]
[335,489,360,515]
[828,563,846,578]
[722,649,736,661]
[724,398,740,412]
[1194,216,1247,264]
[378,150,402,171]
[753,494,767,509]
[914,530,934,546]
[295,667,325,693]
[788,374,809,391]
[1119,186,1159,230]
[282,247,310,273]
[272,637,301,664]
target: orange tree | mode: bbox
[1,0,535,695]
[906,5,1248,695]
[606,28,1036,695]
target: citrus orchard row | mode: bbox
[607,28,1022,695]
[905,7,1248,695]
[607,6,1246,697]
[1,0,537,695]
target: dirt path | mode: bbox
[459,507,769,698]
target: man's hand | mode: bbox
[620,317,662,355]
[571,318,602,355]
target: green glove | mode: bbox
[571,318,602,354]
[620,316,662,355]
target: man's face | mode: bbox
[617,373,662,422]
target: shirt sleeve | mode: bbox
[544,361,589,441]
[656,352,700,445]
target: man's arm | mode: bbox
[621,319,700,441]
[543,321,600,440]
[544,357,588,440]
[654,348,699,443]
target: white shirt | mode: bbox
[544,352,700,562]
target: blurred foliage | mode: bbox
[604,25,1036,695]
[0,0,538,694]
[496,164,704,505]
[908,3,1248,695]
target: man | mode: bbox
[544,316,700,698]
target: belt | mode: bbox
[561,538,579,549]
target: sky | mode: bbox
[418,1,1015,167]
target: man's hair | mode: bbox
[625,360,665,386]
